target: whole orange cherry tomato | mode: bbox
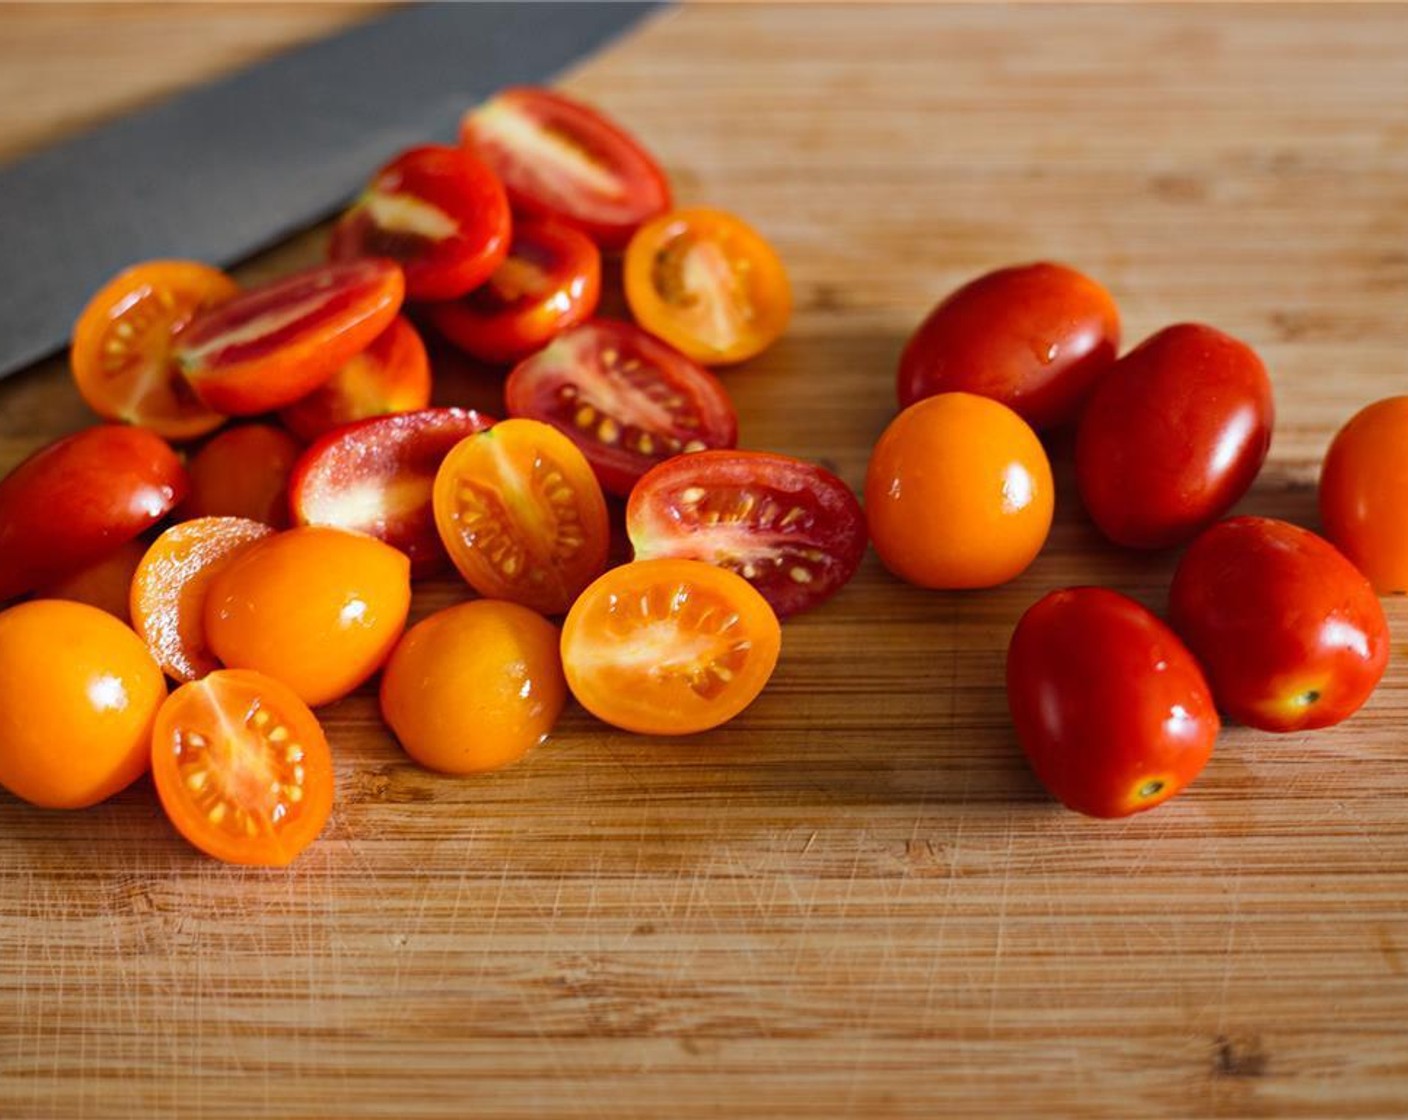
[180,424,302,527]
[1319,395,1408,594]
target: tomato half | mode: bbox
[432,419,608,614]
[426,220,600,364]
[504,320,737,496]
[0,425,187,602]
[289,407,495,578]
[561,558,782,735]
[626,450,865,618]
[151,669,333,866]
[624,208,791,366]
[37,537,148,623]
[1319,395,1408,594]
[70,261,235,441]
[174,259,405,415]
[461,86,670,250]
[1075,323,1274,550]
[329,144,510,301]
[180,424,302,527]
[1007,587,1220,819]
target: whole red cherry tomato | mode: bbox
[1168,516,1389,732]
[897,261,1120,430]
[1319,395,1408,594]
[1007,587,1220,818]
[179,424,302,528]
[1075,323,1273,549]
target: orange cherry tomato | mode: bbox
[204,526,411,707]
[623,208,791,366]
[380,600,566,774]
[70,260,235,441]
[0,600,166,809]
[561,558,782,735]
[432,418,609,615]
[36,537,148,623]
[180,424,302,527]
[865,392,1054,589]
[150,669,333,866]
[1320,395,1408,594]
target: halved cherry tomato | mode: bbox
[131,517,275,682]
[278,316,431,441]
[1007,587,1220,819]
[174,259,405,415]
[151,669,333,866]
[289,407,495,577]
[432,418,609,614]
[0,425,187,602]
[897,262,1121,429]
[561,558,782,736]
[36,537,148,623]
[623,207,791,366]
[461,86,670,250]
[426,220,600,364]
[504,320,736,496]
[70,261,235,440]
[1319,395,1408,594]
[626,450,865,618]
[180,424,302,527]
[329,144,510,301]
[204,526,411,708]
[0,599,167,809]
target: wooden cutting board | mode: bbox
[3,5,1408,1117]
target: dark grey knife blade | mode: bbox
[0,1,665,379]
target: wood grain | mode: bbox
[3,4,1408,1117]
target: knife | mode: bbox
[0,2,666,379]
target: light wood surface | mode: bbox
[3,4,1408,1117]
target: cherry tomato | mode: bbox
[131,517,275,682]
[504,320,737,496]
[278,316,431,441]
[151,669,333,866]
[1169,517,1388,732]
[865,392,1053,589]
[0,425,187,602]
[624,208,791,366]
[180,424,302,527]
[426,220,600,364]
[0,600,166,809]
[1319,395,1408,594]
[175,259,405,415]
[36,537,148,623]
[1076,323,1274,550]
[432,418,609,614]
[1007,587,1220,818]
[70,261,235,441]
[380,600,566,774]
[204,526,411,708]
[897,262,1121,429]
[289,407,495,578]
[461,86,670,250]
[626,450,866,618]
[329,144,510,301]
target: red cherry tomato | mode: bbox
[36,537,148,623]
[1319,396,1408,594]
[180,424,302,528]
[426,220,600,364]
[461,86,670,250]
[897,262,1121,430]
[289,407,495,578]
[504,320,737,496]
[626,450,866,618]
[1168,516,1389,732]
[1075,323,1274,549]
[0,426,187,602]
[329,145,510,301]
[175,259,405,415]
[1007,587,1220,819]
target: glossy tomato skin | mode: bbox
[1075,323,1273,550]
[1319,396,1408,594]
[461,86,670,250]
[180,424,302,528]
[1007,587,1220,819]
[0,425,187,602]
[1168,517,1388,732]
[627,450,866,618]
[505,320,737,496]
[329,145,510,301]
[37,537,148,623]
[897,262,1121,429]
